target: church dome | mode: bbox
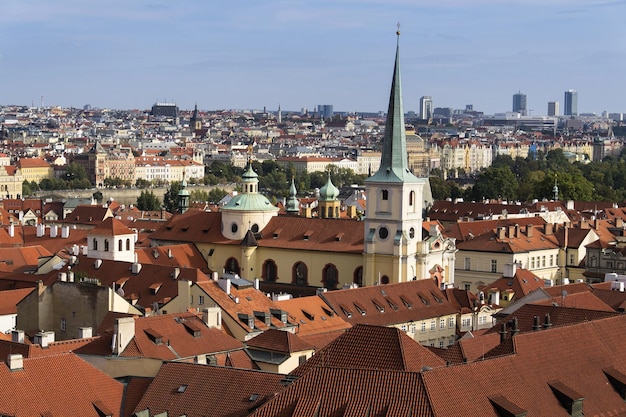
[319,173,339,201]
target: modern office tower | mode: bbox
[513,92,527,116]
[548,101,559,116]
[419,96,433,120]
[151,102,179,119]
[564,89,578,116]
[317,104,334,119]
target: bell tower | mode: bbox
[363,27,426,285]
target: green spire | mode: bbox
[285,177,299,214]
[366,27,420,184]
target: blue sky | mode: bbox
[1,0,625,115]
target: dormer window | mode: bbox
[382,190,389,200]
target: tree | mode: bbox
[163,181,182,213]
[467,166,518,201]
[207,187,228,203]
[64,162,88,183]
[136,190,161,211]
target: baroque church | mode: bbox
[150,33,457,291]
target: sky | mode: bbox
[1,0,625,116]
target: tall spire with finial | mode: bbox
[366,23,420,184]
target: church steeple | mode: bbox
[366,27,420,185]
[177,170,190,214]
[285,177,300,215]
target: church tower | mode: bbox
[318,173,340,219]
[177,172,190,214]
[363,29,427,285]
[285,177,300,215]
[190,104,202,135]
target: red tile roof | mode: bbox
[246,328,315,354]
[133,361,286,417]
[0,288,34,315]
[275,294,352,336]
[0,353,123,416]
[89,216,135,236]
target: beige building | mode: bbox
[16,158,54,184]
[0,166,23,198]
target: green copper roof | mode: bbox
[366,33,421,184]
[285,178,299,213]
[221,193,279,212]
[319,173,339,201]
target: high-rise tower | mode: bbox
[564,89,578,116]
[548,101,559,116]
[363,28,426,285]
[419,96,433,120]
[513,92,527,116]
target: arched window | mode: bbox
[118,239,123,252]
[381,275,390,285]
[93,238,98,251]
[409,191,415,206]
[224,257,240,275]
[292,262,308,286]
[126,238,131,251]
[262,259,278,282]
[104,239,109,252]
[382,190,389,200]
[353,267,363,287]
[322,264,339,290]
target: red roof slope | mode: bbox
[0,353,123,416]
[133,361,286,417]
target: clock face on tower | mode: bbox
[378,226,389,240]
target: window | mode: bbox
[421,322,426,333]
[401,324,407,332]
[409,227,415,239]
[251,223,259,233]
[293,262,308,286]
[430,320,436,331]
[190,295,193,304]
[198,295,205,305]
[531,257,535,269]
[93,238,98,251]
[381,190,389,200]
[591,256,597,267]
[464,257,471,270]
[118,239,123,251]
[126,238,131,251]
[263,259,278,282]
[439,340,444,348]
[61,318,66,332]
[353,267,363,287]
[378,226,389,240]
[479,316,487,325]
[569,254,574,265]
[490,260,497,273]
[440,319,445,330]
[225,257,240,275]
[550,254,554,266]
[464,283,471,291]
[322,264,339,290]
[409,191,414,206]
[104,239,109,252]
[462,318,472,328]
[410,323,417,333]
[231,223,238,234]
[449,338,455,346]
[542,256,546,267]
[448,318,455,328]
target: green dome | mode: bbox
[319,174,339,201]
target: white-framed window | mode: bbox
[550,254,554,266]
[542,256,546,267]
[401,324,407,332]
[464,257,471,270]
[531,257,535,269]
[410,323,417,333]
[449,338,455,346]
[439,319,445,330]
[491,260,497,273]
[198,295,205,305]
[430,320,436,331]
[448,318,455,328]
[462,317,472,328]
[479,316,487,325]
[439,340,444,348]
[421,322,426,333]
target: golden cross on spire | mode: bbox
[396,22,401,35]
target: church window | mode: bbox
[409,227,415,239]
[293,262,308,286]
[322,264,339,290]
[104,239,109,252]
[225,257,240,275]
[381,275,390,285]
[251,223,259,233]
[382,190,389,200]
[126,239,131,251]
[263,260,278,282]
[353,267,363,287]
[378,227,389,240]
[118,239,123,251]
[231,223,238,234]
[409,191,415,206]
[93,238,98,251]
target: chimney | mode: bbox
[36,223,44,238]
[58,272,67,282]
[78,327,92,338]
[503,263,517,279]
[617,218,624,228]
[7,354,23,371]
[497,227,506,240]
[510,317,519,336]
[131,262,142,274]
[49,225,57,238]
[499,322,508,343]
[254,278,260,290]
[81,245,88,256]
[212,271,219,281]
[167,248,173,259]
[11,330,24,343]
[172,267,180,280]
[34,331,55,348]
[508,225,515,238]
[202,307,222,329]
[543,313,552,329]
[544,223,553,235]
[61,225,70,238]
[527,224,533,238]
[532,315,541,331]
[218,278,231,295]
[94,259,102,269]
[8,223,14,238]
[594,218,601,230]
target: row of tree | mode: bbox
[430,148,626,202]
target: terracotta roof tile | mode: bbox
[246,328,315,354]
[275,295,352,336]
[89,216,134,236]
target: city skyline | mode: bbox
[1,1,625,115]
